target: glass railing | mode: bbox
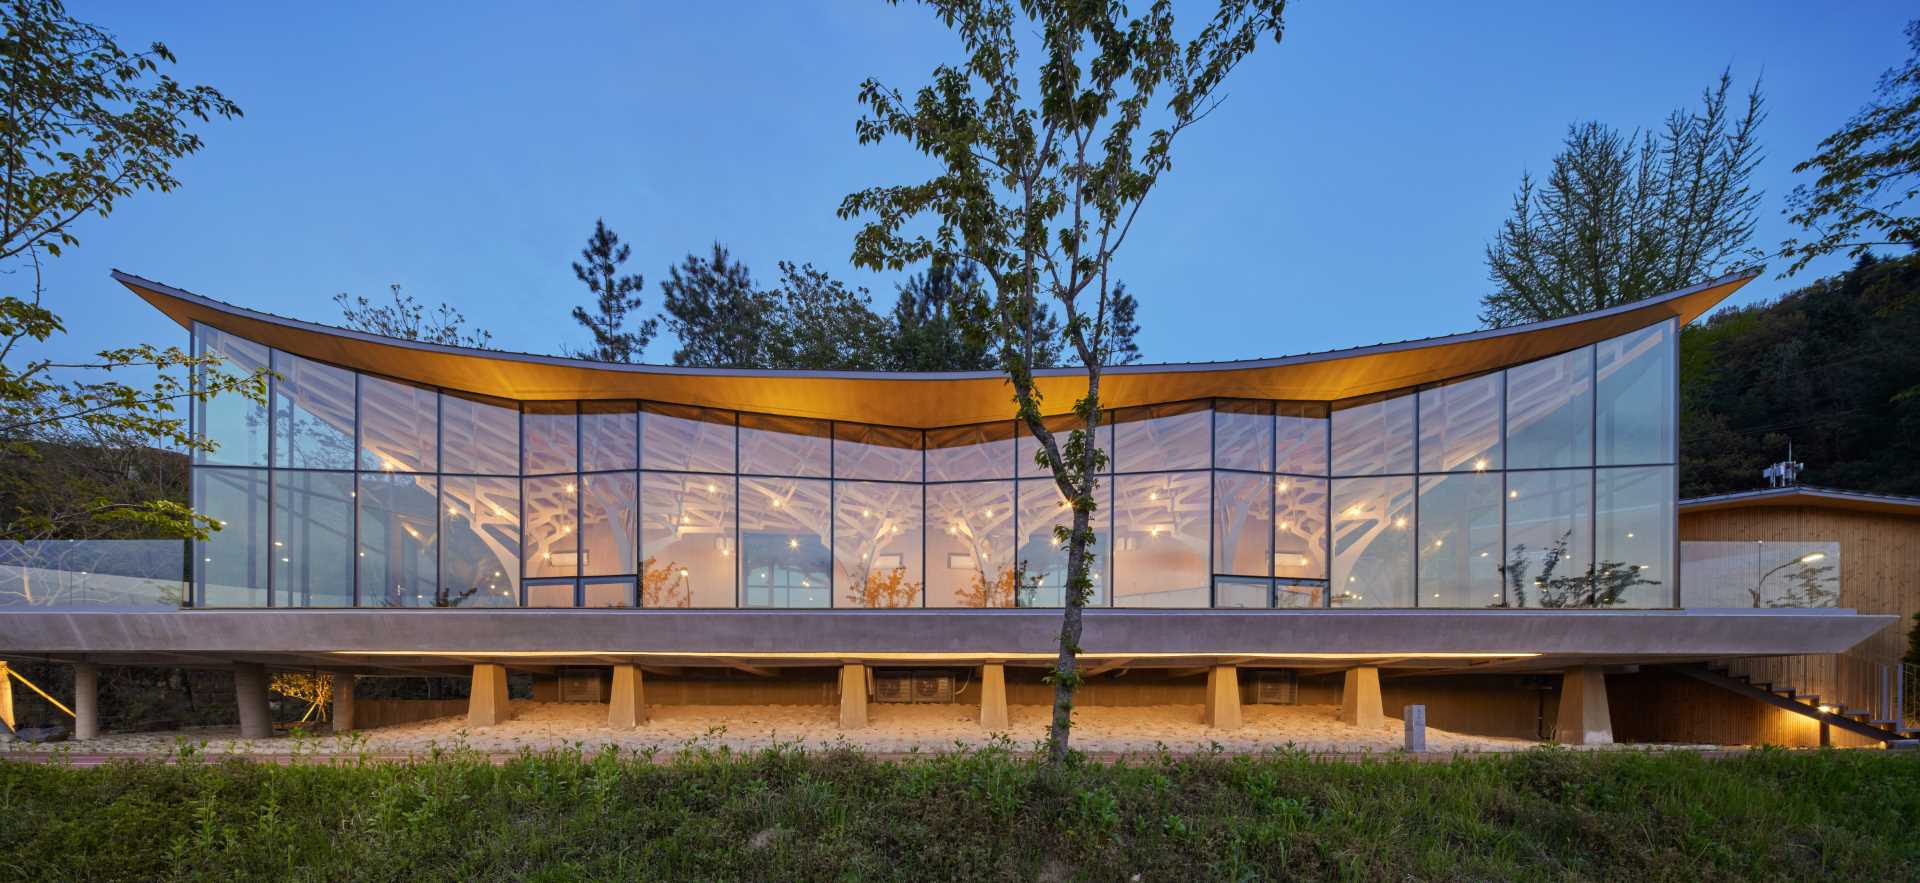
[1679,540,1840,608]
[0,540,188,609]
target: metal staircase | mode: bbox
[1670,663,1919,747]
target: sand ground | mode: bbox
[0,700,1682,758]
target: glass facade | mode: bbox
[188,318,1680,610]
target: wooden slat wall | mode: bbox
[1605,669,1875,748]
[355,698,469,730]
[1676,504,1917,741]
[1680,504,1920,671]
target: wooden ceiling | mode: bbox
[119,270,1752,429]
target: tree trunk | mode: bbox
[1046,506,1093,763]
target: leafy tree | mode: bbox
[887,262,996,371]
[841,0,1286,762]
[1481,72,1765,327]
[1678,252,1920,496]
[333,284,493,348]
[0,0,263,540]
[567,219,657,362]
[657,243,783,368]
[768,261,890,370]
[1782,20,1920,276]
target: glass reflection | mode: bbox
[1331,476,1413,607]
[580,472,636,576]
[925,480,1016,606]
[1504,469,1592,607]
[835,424,923,482]
[1214,400,1274,472]
[642,403,735,473]
[272,352,355,470]
[194,467,268,606]
[522,474,577,579]
[1331,393,1414,476]
[1273,476,1328,581]
[1113,471,1210,607]
[1507,346,1593,469]
[1212,471,1271,577]
[1416,472,1502,607]
[833,480,923,607]
[1595,466,1673,608]
[194,324,270,467]
[740,477,831,607]
[1597,322,1674,466]
[272,470,353,607]
[356,473,438,607]
[525,581,575,608]
[440,476,518,607]
[1275,402,1329,476]
[1112,402,1209,472]
[640,473,735,607]
[740,414,830,477]
[1015,478,1109,606]
[358,375,437,473]
[522,403,577,475]
[441,392,518,475]
[1214,576,1270,608]
[583,578,634,608]
[1418,373,1502,473]
[581,402,637,472]
[927,422,1015,481]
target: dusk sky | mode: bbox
[38,1,1918,367]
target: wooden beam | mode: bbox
[1083,657,1135,677]
[727,662,775,678]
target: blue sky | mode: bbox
[35,1,1917,367]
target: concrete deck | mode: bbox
[0,608,1892,676]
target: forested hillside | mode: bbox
[1680,253,1920,497]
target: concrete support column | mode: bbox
[1339,666,1383,729]
[1555,666,1613,745]
[0,661,14,733]
[1203,665,1242,729]
[233,663,271,740]
[608,664,647,728]
[979,663,1008,729]
[330,672,356,734]
[838,663,868,729]
[468,663,511,727]
[72,663,100,741]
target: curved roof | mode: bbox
[117,269,1753,428]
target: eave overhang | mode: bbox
[1680,486,1920,518]
[116,269,1754,428]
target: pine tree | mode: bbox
[658,243,783,368]
[1481,72,1765,327]
[568,219,656,363]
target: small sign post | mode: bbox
[1404,704,1427,753]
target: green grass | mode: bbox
[0,741,1915,881]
